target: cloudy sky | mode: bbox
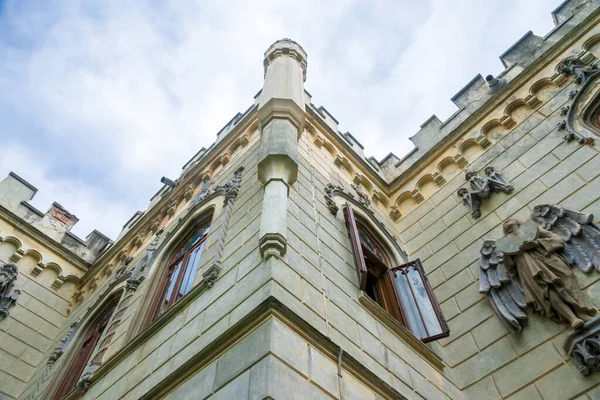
[0,0,559,239]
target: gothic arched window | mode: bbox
[52,296,119,400]
[147,221,210,322]
[344,202,449,343]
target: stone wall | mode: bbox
[393,37,600,400]
[0,219,85,399]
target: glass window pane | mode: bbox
[407,266,443,337]
[164,263,182,306]
[394,270,428,339]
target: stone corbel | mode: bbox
[564,315,600,375]
[454,154,468,169]
[431,172,446,186]
[499,115,516,130]
[51,275,66,290]
[30,262,45,277]
[475,134,491,149]
[411,189,424,203]
[9,249,24,264]
[389,207,401,221]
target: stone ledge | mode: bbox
[358,292,445,370]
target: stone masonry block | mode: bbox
[439,300,493,346]
[464,377,501,400]
[493,342,562,397]
[443,333,479,367]
[505,385,543,400]
[471,315,509,350]
[454,213,501,251]
[213,319,272,390]
[453,337,517,388]
[578,154,600,182]
[541,145,596,188]
[435,268,474,303]
[168,362,216,400]
[536,362,600,400]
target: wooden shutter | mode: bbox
[343,203,367,290]
[390,259,449,343]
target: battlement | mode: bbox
[0,172,112,263]
[136,0,599,206]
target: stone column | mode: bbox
[257,39,307,258]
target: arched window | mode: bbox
[344,202,449,343]
[52,296,119,400]
[147,220,210,322]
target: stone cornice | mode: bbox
[80,105,259,286]
[86,294,413,400]
[0,205,89,272]
[303,7,600,197]
[386,7,600,192]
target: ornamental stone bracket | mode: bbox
[0,262,20,321]
[563,315,600,376]
[457,167,513,219]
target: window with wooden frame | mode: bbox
[52,297,119,400]
[147,221,210,323]
[344,202,449,343]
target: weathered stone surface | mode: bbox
[493,342,562,397]
[453,338,517,388]
[463,377,501,400]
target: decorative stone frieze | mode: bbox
[457,167,513,218]
[0,262,20,321]
[563,315,600,375]
[351,183,369,207]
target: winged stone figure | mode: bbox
[479,205,600,333]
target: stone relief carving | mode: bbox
[0,262,20,321]
[324,183,342,215]
[188,179,212,210]
[351,183,372,209]
[457,167,514,218]
[478,205,600,336]
[47,320,80,366]
[202,166,244,286]
[564,317,600,376]
[214,166,244,206]
[556,57,599,146]
[325,183,375,216]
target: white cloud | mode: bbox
[0,0,559,239]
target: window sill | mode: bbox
[358,292,445,370]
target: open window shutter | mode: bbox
[343,202,367,290]
[390,259,449,343]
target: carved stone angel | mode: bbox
[479,205,600,333]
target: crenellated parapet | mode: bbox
[0,172,112,264]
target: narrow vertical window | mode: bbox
[343,202,448,342]
[148,222,210,322]
[52,297,119,400]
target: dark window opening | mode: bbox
[344,202,449,343]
